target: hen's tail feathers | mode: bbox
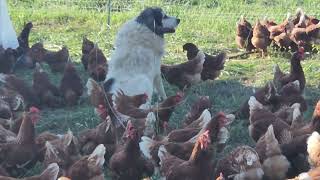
[218,127,230,144]
[286,12,292,20]
[158,145,168,166]
[215,52,227,70]
[40,163,59,180]
[240,15,244,21]
[188,109,212,143]
[86,78,98,96]
[45,141,58,159]
[248,96,263,112]
[231,168,264,180]
[198,109,212,128]
[291,103,301,124]
[193,50,206,64]
[12,95,24,111]
[0,73,7,83]
[144,112,156,136]
[292,80,300,90]
[296,7,304,16]
[103,78,115,93]
[279,129,293,145]
[139,136,155,159]
[265,125,281,157]
[297,10,306,25]
[273,64,281,75]
[225,114,236,125]
[89,144,106,167]
[35,62,43,73]
[87,77,111,97]
[63,130,74,147]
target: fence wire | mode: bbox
[9,0,320,25]
[9,0,320,15]
[8,0,320,59]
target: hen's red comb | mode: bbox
[298,47,305,54]
[176,91,184,97]
[126,121,134,130]
[29,107,40,113]
[203,130,210,137]
[98,104,105,108]
[217,111,226,117]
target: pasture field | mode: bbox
[7,0,320,178]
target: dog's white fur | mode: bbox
[106,17,176,103]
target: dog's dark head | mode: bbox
[136,7,180,38]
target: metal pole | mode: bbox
[107,0,111,26]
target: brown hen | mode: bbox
[182,96,212,127]
[0,73,40,108]
[160,130,213,180]
[59,63,83,106]
[251,20,272,57]
[43,130,80,176]
[81,37,94,70]
[0,107,40,174]
[273,47,305,92]
[255,125,290,180]
[87,45,108,82]
[27,43,69,72]
[66,144,106,180]
[161,50,205,89]
[17,22,33,54]
[215,145,264,180]
[32,63,61,108]
[114,90,150,119]
[235,16,255,51]
[0,48,16,74]
[153,91,184,133]
[109,122,154,180]
[182,43,226,81]
[248,96,291,142]
[0,163,59,180]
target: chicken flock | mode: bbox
[0,7,319,180]
[236,8,320,57]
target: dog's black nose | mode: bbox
[177,18,180,24]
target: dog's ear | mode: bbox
[136,8,154,27]
[136,7,164,36]
[151,8,163,27]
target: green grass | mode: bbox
[6,0,320,178]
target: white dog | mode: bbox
[104,7,180,103]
